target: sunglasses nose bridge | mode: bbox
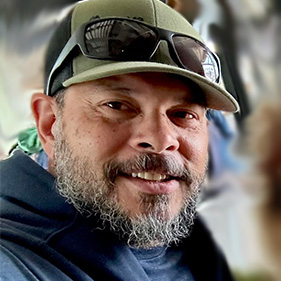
[149,39,178,67]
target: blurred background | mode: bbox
[0,0,281,280]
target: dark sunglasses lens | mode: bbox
[85,20,158,60]
[172,36,219,83]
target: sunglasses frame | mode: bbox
[46,17,221,96]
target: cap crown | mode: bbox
[70,0,201,77]
[44,0,239,112]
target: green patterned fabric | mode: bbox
[17,127,42,154]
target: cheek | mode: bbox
[63,113,131,159]
[180,129,209,169]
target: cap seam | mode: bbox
[151,0,157,26]
[71,2,84,34]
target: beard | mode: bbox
[53,119,207,249]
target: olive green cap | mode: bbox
[47,0,240,112]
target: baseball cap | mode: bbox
[44,0,239,112]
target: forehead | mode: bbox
[67,72,206,105]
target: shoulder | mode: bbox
[0,245,40,281]
[184,215,235,281]
[0,150,52,186]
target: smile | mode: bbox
[131,172,169,181]
[117,171,182,195]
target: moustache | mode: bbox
[104,153,195,185]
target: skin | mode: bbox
[32,72,208,220]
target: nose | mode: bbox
[129,113,180,154]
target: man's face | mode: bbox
[52,72,208,247]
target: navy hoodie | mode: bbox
[0,150,234,281]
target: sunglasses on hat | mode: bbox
[46,17,221,96]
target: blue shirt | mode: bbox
[131,246,195,281]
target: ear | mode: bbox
[31,93,57,160]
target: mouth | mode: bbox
[131,172,171,181]
[115,171,183,195]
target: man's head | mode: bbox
[31,0,238,248]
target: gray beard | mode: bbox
[53,122,206,249]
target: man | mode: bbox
[0,0,239,280]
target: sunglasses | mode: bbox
[46,17,221,96]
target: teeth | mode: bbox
[131,172,167,181]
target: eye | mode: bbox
[171,111,195,119]
[106,101,130,111]
[101,100,138,120]
[169,109,199,128]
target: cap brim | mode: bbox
[63,61,240,113]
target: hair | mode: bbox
[54,88,66,109]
